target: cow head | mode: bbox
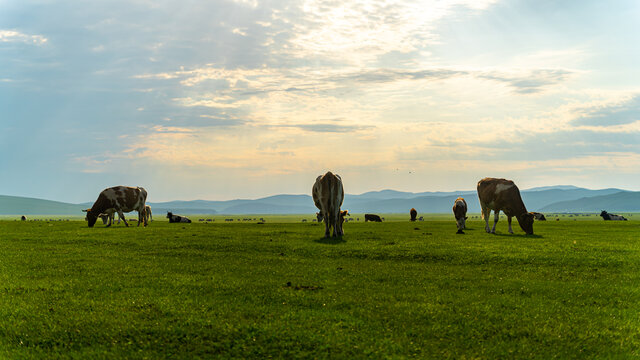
[518,212,535,235]
[83,209,98,227]
[166,211,173,219]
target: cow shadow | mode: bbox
[314,236,345,245]
[493,233,543,239]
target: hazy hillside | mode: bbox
[0,195,86,215]
[540,191,640,212]
[1,186,637,215]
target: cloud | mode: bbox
[478,69,573,94]
[269,122,375,133]
[285,0,498,65]
[572,95,640,127]
[0,30,48,45]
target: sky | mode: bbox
[1,0,639,203]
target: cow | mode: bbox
[600,210,627,221]
[364,214,382,222]
[477,178,534,235]
[144,205,152,223]
[84,209,123,226]
[21,215,26,221]
[316,212,324,223]
[410,208,417,222]
[312,171,345,237]
[452,197,468,234]
[530,212,546,221]
[84,186,148,228]
[167,211,191,223]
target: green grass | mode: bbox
[0,218,638,358]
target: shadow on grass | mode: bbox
[314,236,346,245]
[493,233,543,239]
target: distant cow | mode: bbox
[316,212,324,223]
[84,186,148,227]
[410,208,417,222]
[452,197,468,234]
[600,210,627,221]
[312,171,345,237]
[85,210,123,226]
[167,211,191,223]
[144,205,152,223]
[364,214,382,222]
[20,215,26,221]
[477,178,534,235]
[530,212,546,221]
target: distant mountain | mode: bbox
[1,185,637,215]
[525,185,582,191]
[540,191,640,212]
[0,195,86,215]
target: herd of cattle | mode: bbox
[75,174,629,236]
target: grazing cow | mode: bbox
[21,215,26,221]
[530,212,547,221]
[316,212,324,223]
[312,171,345,237]
[477,178,534,235]
[452,197,468,234]
[600,210,627,221]
[364,214,382,222]
[144,205,152,223]
[84,186,148,228]
[410,208,417,222]
[167,211,192,223]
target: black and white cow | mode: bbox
[167,211,192,223]
[600,210,627,221]
[364,214,382,222]
[84,186,147,227]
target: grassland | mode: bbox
[0,216,638,358]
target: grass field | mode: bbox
[0,216,638,358]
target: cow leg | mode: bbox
[333,211,340,237]
[118,210,129,227]
[482,207,491,233]
[324,214,330,238]
[507,216,514,234]
[137,210,142,227]
[491,210,499,233]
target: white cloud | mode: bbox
[0,30,47,45]
[231,28,248,36]
[285,0,497,65]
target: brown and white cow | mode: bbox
[312,171,345,237]
[84,186,148,227]
[452,197,468,234]
[85,210,123,226]
[144,205,152,223]
[410,208,417,221]
[477,178,534,235]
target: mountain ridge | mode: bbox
[0,186,637,215]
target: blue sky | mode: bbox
[1,0,639,202]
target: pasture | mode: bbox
[0,217,638,358]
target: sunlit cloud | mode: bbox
[572,94,640,127]
[286,0,497,65]
[0,30,48,45]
